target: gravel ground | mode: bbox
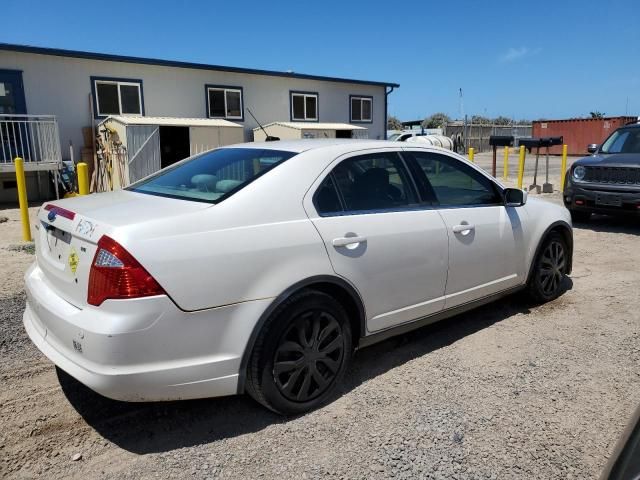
[1,193,639,479]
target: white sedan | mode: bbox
[24,140,573,415]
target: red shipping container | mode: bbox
[532,117,637,155]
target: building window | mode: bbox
[350,95,372,123]
[92,77,143,117]
[206,85,244,120]
[290,92,318,121]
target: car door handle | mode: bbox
[332,236,367,247]
[452,224,475,234]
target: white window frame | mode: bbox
[94,80,143,117]
[350,96,372,123]
[291,92,318,121]
[207,87,243,120]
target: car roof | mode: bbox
[222,139,400,154]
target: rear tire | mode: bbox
[526,232,569,304]
[245,290,352,415]
[570,209,591,223]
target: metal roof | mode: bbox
[106,116,242,127]
[253,122,367,131]
[0,43,400,88]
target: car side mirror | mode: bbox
[504,188,527,207]
[587,144,598,154]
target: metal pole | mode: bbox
[14,157,32,241]
[530,147,541,193]
[560,144,568,192]
[542,146,553,193]
[517,146,526,189]
[503,146,509,180]
[468,147,475,163]
[77,162,89,195]
[491,145,497,177]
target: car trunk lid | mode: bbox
[36,190,211,308]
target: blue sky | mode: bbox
[2,0,638,121]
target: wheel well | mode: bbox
[528,222,573,281]
[303,282,363,348]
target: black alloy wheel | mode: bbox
[538,239,566,298]
[273,309,344,402]
[526,232,569,303]
[245,290,352,415]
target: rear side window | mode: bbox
[315,152,416,214]
[129,148,296,203]
[410,151,501,207]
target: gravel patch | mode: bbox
[0,204,638,479]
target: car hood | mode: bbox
[574,153,640,167]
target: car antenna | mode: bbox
[246,108,280,142]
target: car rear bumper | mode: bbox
[23,262,272,402]
[563,184,640,216]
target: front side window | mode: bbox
[316,152,416,214]
[600,128,640,154]
[291,92,318,121]
[410,152,501,207]
[93,78,143,117]
[350,96,372,122]
[130,148,296,203]
[207,86,243,119]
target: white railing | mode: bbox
[0,114,62,165]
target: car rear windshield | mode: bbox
[128,148,297,203]
[600,127,640,154]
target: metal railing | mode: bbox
[0,114,62,165]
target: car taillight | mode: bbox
[88,235,165,306]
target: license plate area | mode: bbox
[42,223,72,266]
[595,193,622,207]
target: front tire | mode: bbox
[246,290,352,415]
[526,232,569,304]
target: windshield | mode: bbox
[387,133,401,141]
[129,148,297,203]
[600,127,640,154]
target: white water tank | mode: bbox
[405,134,454,150]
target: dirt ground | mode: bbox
[1,187,639,479]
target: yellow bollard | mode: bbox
[77,162,89,195]
[468,147,474,162]
[14,157,32,241]
[503,146,509,180]
[560,144,568,192]
[517,145,526,190]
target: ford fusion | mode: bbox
[24,140,573,415]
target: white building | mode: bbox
[0,43,398,201]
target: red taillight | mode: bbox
[88,235,165,306]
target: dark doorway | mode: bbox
[159,126,190,169]
[0,70,27,115]
[335,129,352,139]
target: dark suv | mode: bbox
[564,122,640,221]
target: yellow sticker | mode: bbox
[68,248,79,275]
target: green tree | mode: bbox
[387,115,403,131]
[589,111,605,119]
[493,116,512,125]
[471,115,491,125]
[422,112,451,129]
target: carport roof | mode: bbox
[0,43,400,88]
[253,122,367,131]
[106,116,243,127]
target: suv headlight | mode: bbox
[573,165,586,181]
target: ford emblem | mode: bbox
[47,209,57,222]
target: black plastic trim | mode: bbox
[358,286,524,348]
